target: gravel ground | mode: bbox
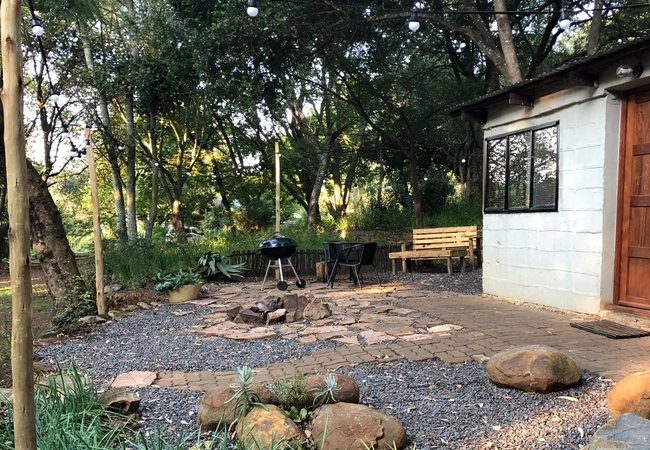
[36,270,613,448]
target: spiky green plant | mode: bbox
[311,373,340,406]
[269,372,308,410]
[226,366,266,419]
[196,251,245,279]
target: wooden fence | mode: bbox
[228,244,403,278]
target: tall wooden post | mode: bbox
[85,125,106,315]
[275,142,281,233]
[1,0,37,448]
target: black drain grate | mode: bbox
[570,320,650,339]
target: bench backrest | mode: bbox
[412,226,477,251]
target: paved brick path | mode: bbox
[154,284,650,391]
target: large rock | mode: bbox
[303,298,331,321]
[98,387,140,414]
[303,374,359,408]
[607,371,650,419]
[236,404,305,449]
[284,294,313,321]
[266,308,287,325]
[255,295,283,312]
[584,413,650,449]
[197,383,276,430]
[486,345,581,393]
[233,309,264,325]
[311,403,407,450]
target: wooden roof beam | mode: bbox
[509,93,534,106]
[569,71,598,87]
[460,109,487,124]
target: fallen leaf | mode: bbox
[499,395,512,400]
[558,396,579,402]
[492,425,502,431]
[578,427,584,439]
[477,403,484,408]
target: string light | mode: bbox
[559,11,571,30]
[408,7,420,31]
[30,17,44,36]
[247,0,259,17]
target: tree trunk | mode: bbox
[1,0,37,446]
[409,150,423,229]
[125,0,138,244]
[26,159,87,312]
[79,22,128,245]
[144,116,159,245]
[587,0,604,55]
[493,0,523,85]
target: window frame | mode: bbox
[484,121,559,214]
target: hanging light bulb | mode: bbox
[61,126,70,140]
[559,11,571,30]
[408,7,420,32]
[186,171,191,176]
[49,87,60,104]
[118,145,124,150]
[69,145,77,155]
[31,18,44,37]
[247,0,259,17]
[154,162,160,167]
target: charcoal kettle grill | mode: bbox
[258,234,307,291]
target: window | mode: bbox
[485,123,558,213]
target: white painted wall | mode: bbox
[479,61,649,314]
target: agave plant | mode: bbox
[226,366,266,419]
[197,251,245,279]
[311,373,340,406]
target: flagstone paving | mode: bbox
[109,279,650,391]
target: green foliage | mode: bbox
[127,426,227,450]
[311,373,340,406]
[196,252,245,279]
[102,240,214,288]
[153,268,203,292]
[423,195,483,229]
[268,372,308,410]
[285,406,309,424]
[420,171,455,215]
[346,199,415,231]
[51,277,97,332]
[226,366,266,419]
[0,363,127,449]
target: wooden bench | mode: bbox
[389,226,478,275]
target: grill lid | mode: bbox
[258,236,297,250]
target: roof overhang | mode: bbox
[447,35,650,122]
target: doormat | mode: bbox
[570,320,650,339]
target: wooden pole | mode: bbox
[85,125,106,315]
[1,0,37,448]
[275,142,281,233]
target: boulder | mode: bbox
[233,309,264,325]
[266,308,287,325]
[256,295,284,312]
[98,387,141,414]
[224,304,243,319]
[311,403,407,450]
[584,413,650,449]
[303,299,331,321]
[236,404,305,449]
[607,371,650,419]
[486,345,581,393]
[303,374,360,408]
[284,294,313,321]
[197,383,276,430]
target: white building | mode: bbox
[449,36,650,315]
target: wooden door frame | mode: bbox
[613,86,650,306]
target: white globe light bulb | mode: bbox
[61,132,70,140]
[32,25,44,37]
[409,21,420,32]
[559,18,571,30]
[247,6,258,17]
[50,93,60,104]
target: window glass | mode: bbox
[486,138,506,209]
[532,126,558,208]
[485,123,558,213]
[507,132,531,208]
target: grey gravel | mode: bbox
[36,270,613,448]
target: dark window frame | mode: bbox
[484,121,559,214]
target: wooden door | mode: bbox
[618,89,650,309]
